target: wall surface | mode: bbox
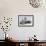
[0,0,46,40]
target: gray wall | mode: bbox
[0,0,46,40]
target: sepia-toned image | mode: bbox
[0,0,46,46]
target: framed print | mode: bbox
[18,15,34,27]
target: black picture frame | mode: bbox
[18,15,34,27]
